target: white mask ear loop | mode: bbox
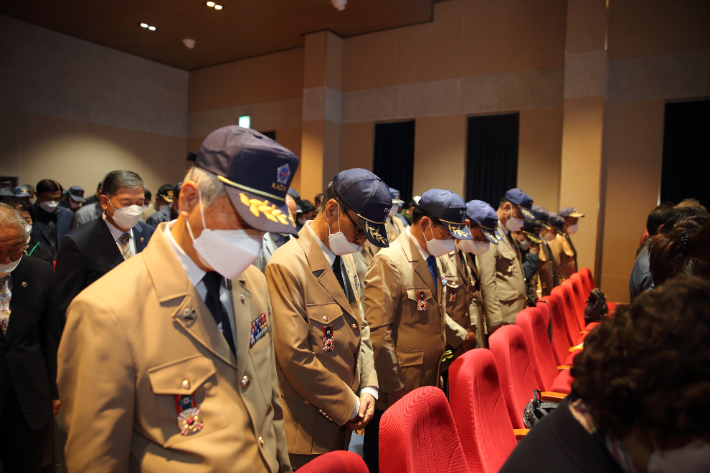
[185,189,207,242]
[328,202,342,237]
[427,219,435,242]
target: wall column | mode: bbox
[300,31,343,201]
[559,0,609,284]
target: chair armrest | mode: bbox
[513,429,530,439]
[569,343,583,352]
[540,392,567,402]
[580,330,589,334]
[557,365,572,370]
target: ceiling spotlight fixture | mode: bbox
[148,25,157,31]
[214,4,223,9]
[139,22,157,31]
[206,1,215,6]
[331,0,347,11]
[140,23,149,28]
[205,1,223,9]
[183,38,196,49]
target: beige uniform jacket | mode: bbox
[478,222,527,326]
[537,241,558,296]
[58,224,290,473]
[265,225,377,455]
[354,216,406,301]
[364,231,467,411]
[548,234,577,282]
[441,250,482,333]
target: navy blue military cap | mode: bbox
[389,188,404,205]
[193,125,300,234]
[531,205,551,230]
[13,186,32,198]
[548,212,566,235]
[332,168,392,248]
[287,188,301,203]
[559,207,585,218]
[0,188,14,198]
[465,200,500,244]
[69,185,86,202]
[504,188,535,220]
[521,219,543,244]
[419,190,473,240]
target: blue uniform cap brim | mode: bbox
[443,221,473,240]
[480,227,501,245]
[524,231,543,245]
[358,215,389,248]
[520,206,535,220]
[225,186,299,235]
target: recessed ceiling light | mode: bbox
[148,25,157,31]
[214,4,223,10]
[206,1,215,6]
[140,23,149,28]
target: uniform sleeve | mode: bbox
[264,292,293,473]
[265,261,357,427]
[39,262,61,399]
[58,293,135,473]
[522,252,539,280]
[478,246,504,327]
[358,317,378,392]
[363,253,405,394]
[55,233,87,325]
[444,315,467,348]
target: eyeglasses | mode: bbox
[434,222,454,240]
[341,207,365,236]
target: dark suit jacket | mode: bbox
[30,204,74,259]
[55,218,155,322]
[145,206,178,228]
[0,257,61,430]
[500,397,625,473]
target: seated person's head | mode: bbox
[572,276,710,471]
[649,217,710,287]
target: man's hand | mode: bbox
[348,393,376,430]
[52,399,61,416]
[530,245,540,255]
[387,388,408,406]
[461,331,478,352]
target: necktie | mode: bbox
[426,255,438,289]
[202,272,237,354]
[0,279,10,335]
[118,232,132,260]
[332,255,346,292]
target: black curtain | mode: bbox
[373,120,415,204]
[262,131,276,140]
[660,100,710,209]
[465,113,519,207]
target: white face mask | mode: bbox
[518,239,532,251]
[0,255,22,278]
[505,208,524,232]
[647,439,710,473]
[457,239,490,256]
[543,231,556,242]
[24,224,32,244]
[70,200,81,210]
[567,224,579,235]
[39,201,59,213]
[297,217,307,226]
[186,190,263,280]
[389,205,400,217]
[108,199,143,230]
[425,222,455,257]
[327,204,363,256]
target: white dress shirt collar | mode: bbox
[406,227,430,260]
[164,220,206,288]
[305,220,336,267]
[103,213,133,241]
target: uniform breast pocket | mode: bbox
[497,252,516,274]
[306,303,348,355]
[147,355,228,447]
[405,288,434,325]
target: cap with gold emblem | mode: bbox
[419,189,473,240]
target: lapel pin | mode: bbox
[182,308,196,320]
[21,282,27,287]
[140,237,145,242]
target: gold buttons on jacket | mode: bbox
[351,324,357,330]
[182,379,191,390]
[318,409,333,422]
[241,376,250,387]
[259,436,265,447]
[240,295,246,304]
[323,316,328,322]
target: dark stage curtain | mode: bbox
[262,131,276,140]
[373,120,416,204]
[661,100,710,209]
[465,113,519,207]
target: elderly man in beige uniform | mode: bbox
[265,168,391,469]
[363,189,477,473]
[58,126,296,473]
[549,207,584,282]
[479,188,536,334]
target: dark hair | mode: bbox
[411,205,442,226]
[646,204,675,236]
[319,183,353,214]
[2,197,30,214]
[173,182,183,204]
[571,276,710,440]
[36,179,62,195]
[499,197,512,209]
[144,190,152,201]
[300,199,315,213]
[314,193,324,204]
[675,199,709,217]
[101,171,144,198]
[649,217,710,286]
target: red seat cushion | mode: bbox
[298,451,369,473]
[550,369,574,394]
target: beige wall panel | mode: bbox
[325,33,344,91]
[0,109,22,177]
[0,110,185,199]
[304,33,327,89]
[395,0,462,84]
[300,119,327,203]
[232,48,305,105]
[186,137,204,155]
[188,62,237,113]
[460,0,566,77]
[608,0,710,60]
[275,127,303,194]
[565,0,607,54]
[599,100,665,303]
[559,96,605,276]
[339,122,374,172]
[518,107,563,213]
[341,29,398,92]
[412,115,466,198]
[322,120,342,190]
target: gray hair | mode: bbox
[0,203,30,239]
[184,166,227,208]
[102,170,145,198]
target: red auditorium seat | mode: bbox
[297,451,369,473]
[536,296,573,366]
[570,274,600,332]
[579,267,617,314]
[449,349,522,473]
[550,286,581,345]
[380,386,470,473]
[489,325,567,429]
[515,308,573,394]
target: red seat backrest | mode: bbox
[488,325,539,429]
[298,451,370,473]
[380,386,470,473]
[515,308,559,392]
[537,296,571,365]
[449,349,517,473]
[560,282,583,333]
[550,286,579,344]
[579,267,595,292]
[570,273,589,327]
